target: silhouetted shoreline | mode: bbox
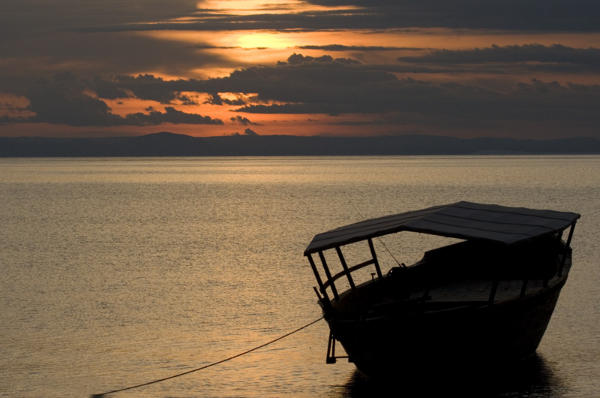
[2,132,599,157]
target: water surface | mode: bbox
[1,156,599,397]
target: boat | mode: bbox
[304,201,579,376]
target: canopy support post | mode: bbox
[326,332,349,364]
[326,331,337,364]
[319,251,339,300]
[520,280,528,298]
[559,222,576,277]
[367,238,383,279]
[335,246,356,290]
[488,280,498,305]
[307,254,330,303]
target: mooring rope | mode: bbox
[90,316,324,397]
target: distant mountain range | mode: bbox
[1,132,600,156]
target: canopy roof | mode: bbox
[305,201,579,255]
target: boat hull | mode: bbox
[325,275,568,376]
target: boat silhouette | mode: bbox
[304,201,579,376]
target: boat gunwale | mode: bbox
[325,264,571,322]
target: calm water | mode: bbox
[1,156,599,398]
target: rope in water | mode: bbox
[90,316,324,397]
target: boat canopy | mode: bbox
[305,201,580,255]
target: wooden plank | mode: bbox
[349,259,376,273]
[322,259,376,290]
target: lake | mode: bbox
[1,156,599,397]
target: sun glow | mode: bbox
[199,0,288,13]
[197,0,358,15]
[237,33,293,49]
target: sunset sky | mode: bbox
[1,0,599,138]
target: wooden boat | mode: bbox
[304,201,579,376]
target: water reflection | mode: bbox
[336,354,564,398]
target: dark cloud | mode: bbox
[304,0,600,31]
[231,128,260,136]
[24,73,118,126]
[202,54,394,101]
[177,94,198,105]
[1,0,199,40]
[400,44,600,68]
[13,73,222,126]
[230,116,260,126]
[204,54,412,114]
[123,106,223,126]
[110,74,180,103]
[0,32,229,79]
[205,93,246,106]
[77,11,374,33]
[286,53,359,65]
[193,54,600,136]
[90,76,130,100]
[6,49,600,136]
[299,45,422,51]
[89,75,202,105]
[392,44,600,75]
[109,53,599,135]
[87,1,600,33]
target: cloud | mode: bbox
[82,1,600,33]
[230,116,260,126]
[201,54,395,106]
[0,93,35,121]
[24,73,118,126]
[299,45,422,51]
[286,53,359,65]
[89,76,130,100]
[0,32,229,79]
[7,51,600,136]
[1,0,199,39]
[123,106,223,126]
[13,73,223,126]
[177,94,199,105]
[95,53,600,136]
[303,0,600,32]
[205,54,413,114]
[196,53,600,136]
[90,75,204,105]
[231,127,260,136]
[109,75,181,103]
[205,93,246,106]
[398,44,600,73]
